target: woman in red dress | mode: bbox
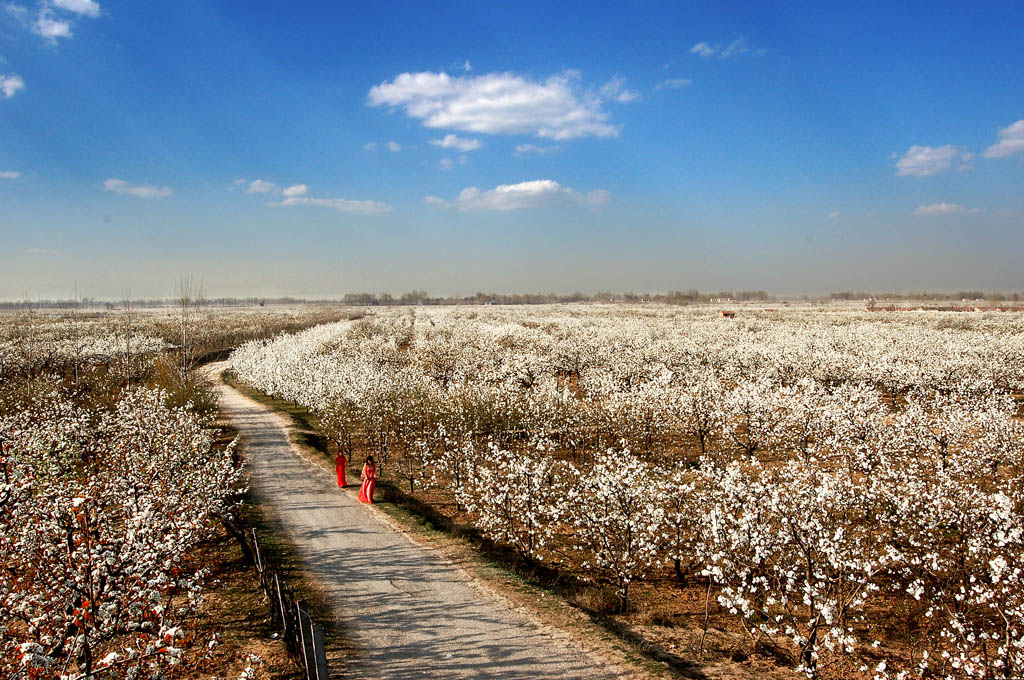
[334,448,347,487]
[357,455,376,504]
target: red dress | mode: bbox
[334,453,347,487]
[358,463,376,504]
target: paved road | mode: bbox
[210,363,620,680]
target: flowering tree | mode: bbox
[560,451,667,611]
[698,459,890,678]
[669,369,726,458]
[879,465,1024,679]
[460,443,561,562]
[0,388,243,680]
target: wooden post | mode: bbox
[296,600,311,677]
[311,624,329,680]
[251,528,263,573]
[275,573,287,632]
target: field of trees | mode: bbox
[0,302,357,680]
[229,305,1024,680]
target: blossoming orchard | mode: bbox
[229,306,1024,679]
[0,389,244,678]
[0,304,352,680]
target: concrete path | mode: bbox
[209,363,620,680]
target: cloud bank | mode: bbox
[6,0,101,44]
[368,70,629,140]
[52,0,100,17]
[269,196,392,214]
[426,179,609,211]
[103,178,172,198]
[33,9,72,40]
[1,73,25,98]
[913,202,979,216]
[655,78,692,91]
[690,38,764,59]
[429,134,482,152]
[983,120,1024,159]
[246,179,279,194]
[514,143,560,156]
[240,177,390,214]
[896,145,967,176]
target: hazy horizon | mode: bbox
[3,2,1022,299]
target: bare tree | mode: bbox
[175,276,206,389]
[66,284,84,386]
[121,290,134,386]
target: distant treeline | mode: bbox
[4,289,1023,310]
[0,290,771,310]
[0,296,304,310]
[830,290,1023,302]
[342,290,773,305]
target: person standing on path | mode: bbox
[358,454,376,503]
[334,448,347,487]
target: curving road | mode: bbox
[209,363,621,680]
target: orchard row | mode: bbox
[0,389,244,679]
[231,306,1024,679]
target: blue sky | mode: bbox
[1,1,1022,299]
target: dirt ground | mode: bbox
[187,526,299,680]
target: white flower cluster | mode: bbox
[230,305,1024,678]
[0,388,245,679]
[0,305,354,389]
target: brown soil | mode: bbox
[186,526,299,680]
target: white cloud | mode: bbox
[363,141,377,151]
[462,60,472,72]
[103,178,172,199]
[34,9,72,41]
[600,76,640,103]
[4,3,29,23]
[689,42,716,58]
[514,143,560,157]
[983,119,1024,159]
[913,202,980,216]
[51,0,99,17]
[24,247,57,255]
[655,78,692,91]
[428,179,609,211]
[240,177,390,213]
[0,170,19,179]
[895,145,963,176]
[387,140,401,152]
[7,2,100,45]
[690,38,763,59]
[246,179,278,194]
[1,73,25,98]
[367,70,620,140]
[829,210,840,219]
[429,133,482,152]
[438,155,470,170]
[269,195,392,214]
